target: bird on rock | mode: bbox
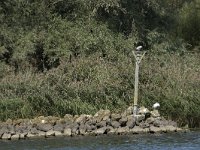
[152,102,160,109]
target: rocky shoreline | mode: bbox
[0,106,187,140]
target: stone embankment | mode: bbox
[0,106,186,140]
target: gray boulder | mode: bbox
[116,127,129,135]
[119,117,128,127]
[46,130,55,137]
[111,114,121,121]
[149,126,162,133]
[165,125,177,132]
[19,133,26,139]
[79,124,87,135]
[94,110,111,123]
[26,133,36,138]
[130,126,146,134]
[146,117,155,124]
[53,123,64,132]
[36,124,53,132]
[11,134,20,140]
[2,133,11,140]
[63,128,72,136]
[139,122,150,128]
[55,131,63,137]
[126,120,135,129]
[111,121,120,128]
[94,127,107,135]
[135,115,145,123]
[96,121,107,128]
[75,114,87,124]
[150,110,160,118]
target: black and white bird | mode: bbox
[136,46,143,51]
[152,102,160,109]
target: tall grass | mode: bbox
[0,52,199,127]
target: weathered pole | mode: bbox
[133,60,139,116]
[132,46,146,117]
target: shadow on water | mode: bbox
[0,131,200,150]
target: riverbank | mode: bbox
[0,106,187,140]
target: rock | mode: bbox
[176,128,183,132]
[94,110,111,123]
[79,124,87,135]
[138,106,150,115]
[75,114,87,124]
[19,133,26,139]
[149,126,162,133]
[153,119,162,127]
[86,119,96,126]
[26,133,36,138]
[94,127,107,135]
[53,123,64,132]
[106,126,113,133]
[139,122,150,128]
[0,126,8,136]
[111,121,120,128]
[126,115,136,129]
[167,120,177,127]
[122,106,133,116]
[36,123,53,132]
[146,117,155,124]
[116,127,129,135]
[63,128,72,136]
[96,121,107,128]
[111,114,121,121]
[63,114,74,124]
[2,133,11,140]
[46,131,55,137]
[7,125,15,134]
[46,116,60,125]
[135,114,145,123]
[30,127,39,134]
[130,126,146,134]
[108,128,117,135]
[90,125,97,131]
[38,131,46,137]
[15,125,28,133]
[119,117,128,127]
[126,120,135,129]
[6,119,13,125]
[55,131,63,136]
[11,134,20,140]
[70,123,79,134]
[85,124,92,132]
[151,110,160,118]
[165,125,177,132]
[102,115,110,122]
[160,126,167,133]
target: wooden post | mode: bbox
[133,60,139,116]
[132,50,146,117]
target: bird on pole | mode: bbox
[136,46,143,51]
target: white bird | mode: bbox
[152,102,160,109]
[136,46,143,51]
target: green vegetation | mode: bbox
[0,0,199,127]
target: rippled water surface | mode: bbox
[0,131,199,150]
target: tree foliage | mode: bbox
[0,0,199,127]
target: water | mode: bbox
[0,131,199,150]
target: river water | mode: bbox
[0,131,199,150]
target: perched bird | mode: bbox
[152,102,160,109]
[136,46,143,51]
